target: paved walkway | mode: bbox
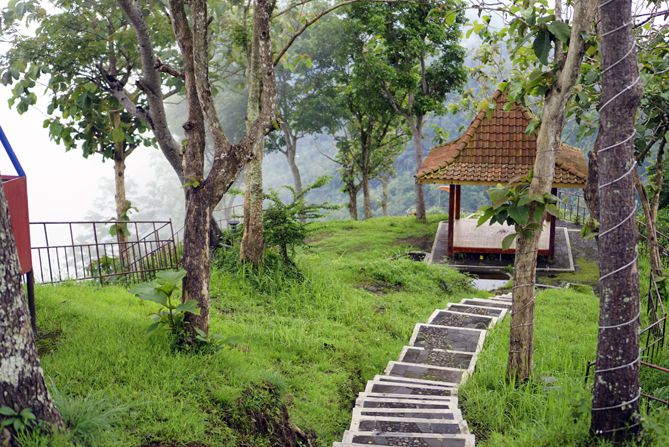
[333,294,512,447]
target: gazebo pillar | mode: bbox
[455,185,461,219]
[448,184,455,257]
[548,187,558,259]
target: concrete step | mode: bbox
[364,381,457,397]
[460,298,512,310]
[410,323,486,353]
[447,302,507,318]
[384,361,467,384]
[349,416,469,435]
[340,431,475,447]
[398,346,477,373]
[357,391,457,401]
[374,374,458,388]
[428,309,497,329]
[355,396,458,410]
[351,407,463,421]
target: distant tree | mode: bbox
[0,181,63,436]
[0,0,155,263]
[349,1,466,223]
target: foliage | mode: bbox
[477,175,560,249]
[0,406,36,433]
[129,270,199,346]
[263,176,338,264]
[108,201,138,238]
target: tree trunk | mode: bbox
[507,226,540,381]
[240,22,265,266]
[286,144,303,196]
[590,0,643,441]
[381,178,389,216]
[181,188,211,337]
[411,113,427,223]
[240,151,265,264]
[507,0,597,383]
[348,187,359,220]
[0,185,63,431]
[634,172,663,278]
[112,129,129,269]
[362,173,372,219]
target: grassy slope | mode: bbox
[461,286,669,446]
[35,216,482,447]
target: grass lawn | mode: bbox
[461,287,669,446]
[33,215,484,447]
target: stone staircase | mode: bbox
[333,293,513,447]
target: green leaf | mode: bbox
[545,203,560,216]
[488,187,509,207]
[533,29,551,65]
[0,407,16,417]
[146,321,161,334]
[508,206,530,225]
[445,11,457,26]
[175,300,200,315]
[664,129,669,142]
[130,283,168,307]
[155,270,187,287]
[502,233,517,250]
[547,20,571,43]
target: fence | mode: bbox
[31,220,179,285]
[557,190,590,224]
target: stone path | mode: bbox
[333,293,512,447]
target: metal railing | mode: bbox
[31,220,179,285]
[557,190,590,224]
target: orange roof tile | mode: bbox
[417,90,587,188]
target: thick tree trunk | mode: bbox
[507,0,597,383]
[590,0,643,441]
[507,226,540,381]
[362,173,372,219]
[0,185,63,431]
[411,114,427,223]
[181,188,211,336]
[348,187,359,220]
[240,21,265,266]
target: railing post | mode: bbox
[92,222,103,285]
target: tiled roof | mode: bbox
[417,90,587,187]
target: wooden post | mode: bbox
[448,184,455,257]
[548,187,557,260]
[455,185,461,219]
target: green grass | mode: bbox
[33,215,480,446]
[461,288,669,447]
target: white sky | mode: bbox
[0,87,173,221]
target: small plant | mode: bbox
[477,173,560,249]
[130,270,198,340]
[0,406,36,433]
[263,176,338,265]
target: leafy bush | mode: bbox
[263,176,338,264]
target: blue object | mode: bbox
[0,125,26,177]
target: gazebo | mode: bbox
[417,90,587,259]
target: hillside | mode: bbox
[33,216,483,447]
